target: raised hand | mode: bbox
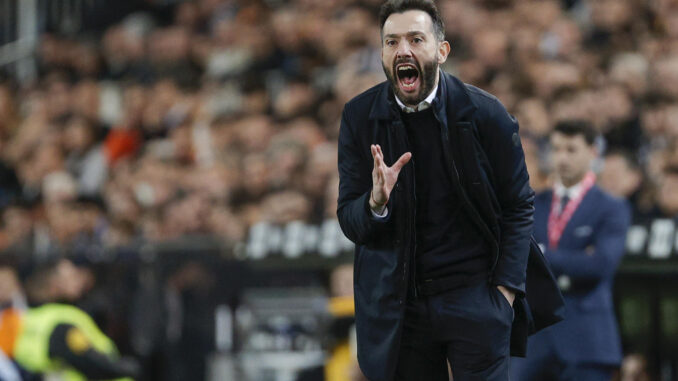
[370,144,412,212]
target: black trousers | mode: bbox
[394,280,514,381]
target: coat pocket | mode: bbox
[356,248,399,305]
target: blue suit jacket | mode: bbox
[531,185,630,365]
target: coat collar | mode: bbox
[368,69,478,125]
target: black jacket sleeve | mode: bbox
[336,106,393,245]
[49,323,140,380]
[477,95,535,295]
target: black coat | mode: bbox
[337,71,565,381]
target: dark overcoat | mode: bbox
[336,71,565,381]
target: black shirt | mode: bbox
[400,107,490,281]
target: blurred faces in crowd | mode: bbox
[599,150,642,200]
[1,0,678,252]
[24,259,93,304]
[657,164,678,217]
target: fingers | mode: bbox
[371,145,378,170]
[371,145,384,162]
[376,146,389,173]
[378,158,387,185]
[371,145,383,186]
[372,144,411,173]
[392,152,412,172]
[372,144,385,169]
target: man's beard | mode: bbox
[383,58,438,107]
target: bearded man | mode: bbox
[336,1,565,380]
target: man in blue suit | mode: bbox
[511,121,631,381]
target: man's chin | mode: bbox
[394,88,424,106]
[559,172,586,186]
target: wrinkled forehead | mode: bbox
[382,10,435,39]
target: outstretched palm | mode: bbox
[370,144,412,208]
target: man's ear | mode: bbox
[438,40,451,64]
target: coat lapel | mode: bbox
[368,82,398,121]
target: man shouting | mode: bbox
[336,1,564,380]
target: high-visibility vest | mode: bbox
[13,303,133,381]
[325,296,356,381]
[0,308,21,358]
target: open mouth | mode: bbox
[396,63,420,93]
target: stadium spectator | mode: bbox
[512,121,631,381]
[10,258,140,380]
[653,163,678,219]
[7,0,678,251]
[599,149,648,217]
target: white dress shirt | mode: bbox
[553,180,584,214]
[394,83,439,113]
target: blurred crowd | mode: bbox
[0,0,678,258]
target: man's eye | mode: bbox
[413,37,423,43]
[386,40,396,46]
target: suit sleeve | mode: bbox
[336,106,393,245]
[480,99,535,296]
[545,199,630,284]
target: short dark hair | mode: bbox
[553,120,597,146]
[379,0,445,42]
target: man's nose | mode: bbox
[396,40,412,58]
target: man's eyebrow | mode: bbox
[383,31,427,39]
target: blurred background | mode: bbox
[0,0,677,380]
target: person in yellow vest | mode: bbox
[7,258,139,381]
[325,264,367,381]
[325,295,360,381]
[296,264,366,381]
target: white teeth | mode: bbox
[398,65,416,71]
[398,64,418,89]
